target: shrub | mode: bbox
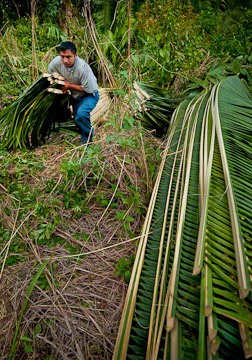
[135,1,209,87]
[198,7,252,58]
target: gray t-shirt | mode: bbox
[48,56,98,99]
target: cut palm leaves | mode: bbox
[113,76,252,360]
[133,81,182,136]
[0,73,113,149]
[0,75,70,149]
[132,59,247,138]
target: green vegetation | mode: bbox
[136,1,207,85]
[0,0,252,359]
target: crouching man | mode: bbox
[48,41,99,145]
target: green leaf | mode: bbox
[34,325,42,336]
[124,216,135,222]
[21,335,33,342]
[24,345,33,353]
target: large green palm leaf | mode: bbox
[113,76,252,360]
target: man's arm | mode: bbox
[62,80,86,94]
[48,56,59,74]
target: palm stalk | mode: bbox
[133,81,183,136]
[113,76,252,360]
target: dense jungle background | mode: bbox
[0,1,252,359]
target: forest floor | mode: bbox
[0,125,163,359]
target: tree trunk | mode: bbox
[11,0,20,19]
[62,0,72,33]
[31,0,38,79]
[127,0,132,84]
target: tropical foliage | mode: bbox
[1,0,251,100]
[135,1,207,86]
[197,7,252,58]
[113,75,252,359]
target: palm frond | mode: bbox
[113,76,252,360]
[0,74,70,149]
[133,81,183,136]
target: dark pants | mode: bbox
[73,91,99,141]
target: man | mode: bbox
[48,41,99,145]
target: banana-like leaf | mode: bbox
[113,76,252,360]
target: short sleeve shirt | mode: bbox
[48,56,98,99]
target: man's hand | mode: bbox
[62,80,71,94]
[62,79,86,94]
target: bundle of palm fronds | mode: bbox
[0,73,70,149]
[114,70,252,358]
[133,82,182,136]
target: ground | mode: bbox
[0,127,162,359]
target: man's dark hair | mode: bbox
[58,41,77,54]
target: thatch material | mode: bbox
[91,88,113,128]
[132,81,181,136]
[113,76,252,360]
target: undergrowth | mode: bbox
[0,123,163,359]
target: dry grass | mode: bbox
[0,124,164,359]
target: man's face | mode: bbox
[60,50,77,68]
